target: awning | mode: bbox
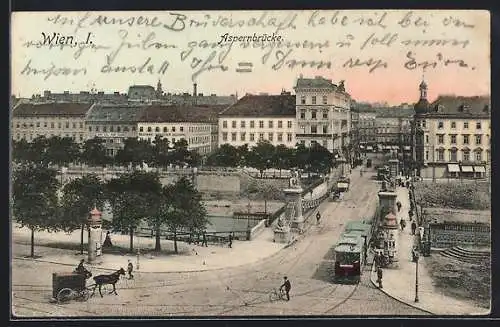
[461,166,474,172]
[474,166,486,173]
[447,164,460,173]
[404,146,411,151]
[367,146,373,150]
[359,145,365,149]
[392,146,399,150]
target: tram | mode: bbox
[333,234,364,284]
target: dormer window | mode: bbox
[438,121,444,129]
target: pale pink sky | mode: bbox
[11,10,490,105]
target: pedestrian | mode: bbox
[400,218,406,231]
[103,231,113,247]
[316,211,321,225]
[280,276,291,301]
[127,259,134,280]
[377,267,383,289]
[228,233,233,248]
[396,201,402,212]
[411,221,417,235]
[202,231,208,247]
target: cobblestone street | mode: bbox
[12,169,428,317]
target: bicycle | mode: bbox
[268,287,286,302]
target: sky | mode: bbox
[11,10,490,105]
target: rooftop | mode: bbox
[375,107,415,118]
[13,102,93,117]
[219,94,296,117]
[86,104,147,122]
[295,76,337,89]
[418,95,491,118]
[139,105,227,123]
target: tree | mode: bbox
[248,140,275,177]
[106,171,161,252]
[309,143,333,174]
[236,144,250,167]
[12,165,60,257]
[167,177,208,253]
[293,142,309,170]
[169,139,190,166]
[81,137,109,167]
[60,174,105,254]
[115,138,155,169]
[206,144,239,167]
[12,139,32,164]
[273,144,293,177]
[46,136,80,167]
[147,184,175,252]
[152,135,171,168]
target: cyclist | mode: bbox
[279,276,291,301]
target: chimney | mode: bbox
[193,83,197,97]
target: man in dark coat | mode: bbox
[280,276,291,301]
[411,221,417,235]
[377,267,383,289]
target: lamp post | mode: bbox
[246,200,252,241]
[414,250,420,302]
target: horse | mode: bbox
[92,268,126,298]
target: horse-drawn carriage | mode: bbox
[51,267,126,303]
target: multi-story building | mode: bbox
[137,104,225,155]
[294,76,351,155]
[12,102,92,143]
[374,107,413,147]
[85,104,145,156]
[412,80,490,179]
[30,90,128,104]
[218,92,296,148]
[357,104,377,151]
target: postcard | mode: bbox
[10,10,490,317]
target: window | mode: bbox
[323,110,328,119]
[312,96,317,105]
[88,126,92,132]
[463,135,469,145]
[437,149,444,161]
[259,133,264,140]
[322,125,328,134]
[155,127,160,132]
[278,121,283,128]
[147,127,152,132]
[300,95,306,104]
[241,121,245,128]
[172,127,176,132]
[259,121,264,128]
[117,126,121,132]
[451,122,456,129]
[232,121,236,128]
[36,122,40,127]
[110,126,115,132]
[268,133,273,141]
[223,121,227,128]
[311,110,317,119]
[268,121,273,128]
[287,133,292,142]
[51,122,54,128]
[124,126,129,132]
[180,126,184,132]
[450,149,457,162]
[222,132,228,141]
[463,150,470,162]
[163,127,168,132]
[73,123,76,128]
[464,122,469,129]
[476,121,481,130]
[311,125,317,134]
[240,132,246,141]
[65,122,70,128]
[250,133,255,141]
[438,135,444,144]
[287,121,292,128]
[300,110,306,119]
[250,121,255,128]
[425,135,429,144]
[277,133,283,142]
[322,95,327,104]
[139,127,144,132]
[475,151,482,162]
[80,123,83,128]
[132,126,136,132]
[58,122,62,128]
[438,121,443,129]
[450,135,457,144]
[103,126,107,132]
[425,151,429,160]
[475,135,481,145]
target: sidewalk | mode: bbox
[12,224,285,273]
[370,186,488,315]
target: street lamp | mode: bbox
[414,250,420,302]
[246,200,252,241]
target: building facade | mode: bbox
[85,104,145,156]
[358,110,377,149]
[293,76,352,155]
[137,104,224,156]
[412,80,491,179]
[218,93,296,148]
[12,102,92,143]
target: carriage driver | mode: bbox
[75,259,91,278]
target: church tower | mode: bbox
[156,79,163,98]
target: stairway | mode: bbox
[439,246,490,265]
